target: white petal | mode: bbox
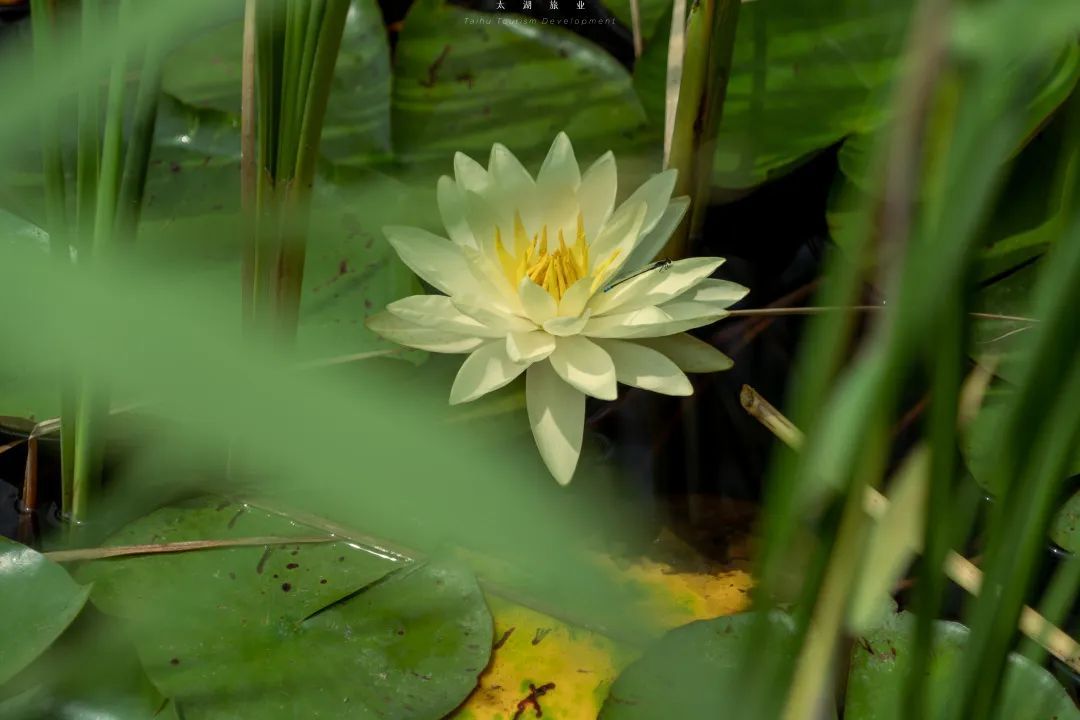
[507,330,556,363]
[453,299,536,333]
[537,132,581,195]
[588,202,648,278]
[611,169,677,237]
[589,256,724,315]
[578,151,617,241]
[460,245,524,316]
[383,225,481,298]
[454,152,489,194]
[461,189,502,257]
[639,334,734,372]
[548,335,617,400]
[387,295,503,337]
[673,278,750,307]
[621,196,690,271]
[583,302,725,339]
[596,339,693,396]
[519,277,558,325]
[526,361,586,485]
[437,176,476,248]
[366,312,484,354]
[543,311,591,337]
[558,277,594,318]
[487,143,540,230]
[450,340,529,405]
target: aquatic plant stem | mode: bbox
[116,46,164,241]
[663,0,740,258]
[244,0,348,339]
[276,0,349,336]
[29,0,79,522]
[72,0,133,527]
[241,0,258,326]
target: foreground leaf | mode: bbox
[81,500,492,720]
[0,537,91,685]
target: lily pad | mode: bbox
[392,0,650,170]
[633,0,912,190]
[160,0,392,165]
[0,537,92,685]
[0,610,172,720]
[597,612,801,719]
[962,381,1080,499]
[80,499,492,719]
[845,611,1079,720]
[1050,489,1080,555]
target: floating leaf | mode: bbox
[452,555,753,719]
[81,499,492,720]
[597,612,800,719]
[962,383,1080,498]
[392,0,649,171]
[451,595,633,720]
[0,610,171,720]
[845,612,1080,720]
[0,537,91,685]
[159,0,391,165]
[1050,489,1080,554]
[634,0,912,190]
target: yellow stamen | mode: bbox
[574,213,588,273]
[494,209,597,301]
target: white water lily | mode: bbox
[367,133,748,485]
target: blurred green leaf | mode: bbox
[0,537,91,685]
[82,499,492,719]
[848,447,929,633]
[597,612,809,719]
[844,612,1079,720]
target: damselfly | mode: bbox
[602,259,673,292]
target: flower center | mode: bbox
[493,211,620,302]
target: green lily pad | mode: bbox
[837,43,1080,194]
[80,499,492,719]
[0,610,172,720]
[1050,490,1080,554]
[598,612,806,719]
[963,380,1080,497]
[633,0,912,190]
[845,611,1079,720]
[605,0,672,41]
[160,0,391,165]
[392,0,650,170]
[0,537,92,685]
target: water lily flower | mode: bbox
[367,133,748,485]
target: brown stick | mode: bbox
[44,535,334,563]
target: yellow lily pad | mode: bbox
[451,558,753,719]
